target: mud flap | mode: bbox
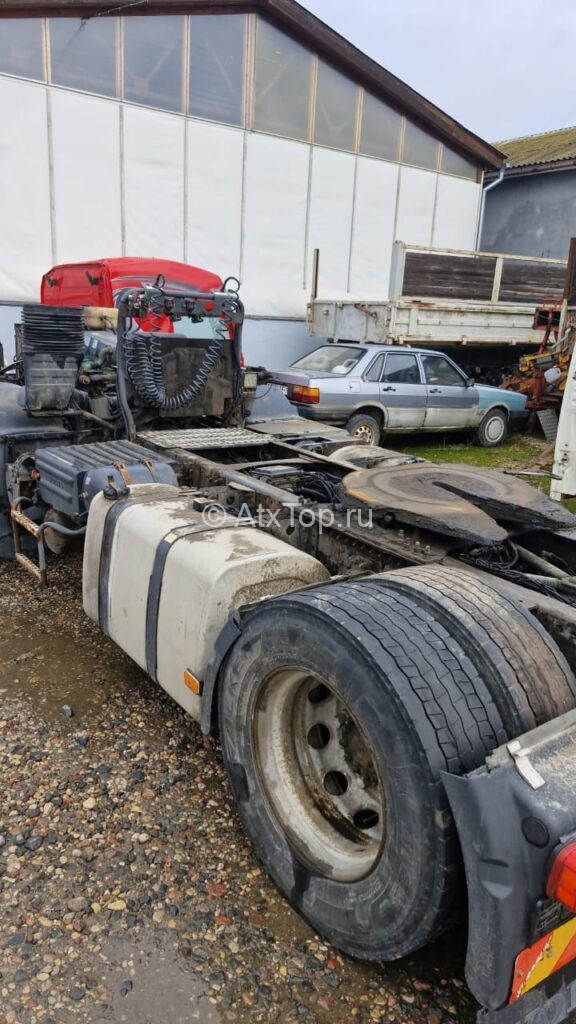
[442,709,576,1017]
[200,612,241,735]
[476,959,576,1023]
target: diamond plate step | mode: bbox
[138,428,269,450]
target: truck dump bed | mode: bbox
[308,243,567,360]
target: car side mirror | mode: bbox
[465,377,475,388]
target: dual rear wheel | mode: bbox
[218,567,576,960]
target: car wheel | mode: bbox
[476,408,508,447]
[346,412,381,446]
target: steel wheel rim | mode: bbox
[253,669,385,882]
[485,415,505,442]
[352,423,376,444]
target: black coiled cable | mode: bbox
[123,281,233,412]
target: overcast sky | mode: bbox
[303,0,574,144]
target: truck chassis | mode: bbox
[4,274,576,1023]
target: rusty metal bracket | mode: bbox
[10,506,47,586]
[112,461,133,486]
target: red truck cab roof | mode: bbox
[41,258,223,308]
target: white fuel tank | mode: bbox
[83,484,329,720]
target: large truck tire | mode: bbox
[377,566,576,735]
[219,580,516,961]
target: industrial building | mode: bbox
[481,126,576,262]
[0,0,502,364]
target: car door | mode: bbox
[419,353,479,430]
[378,351,426,429]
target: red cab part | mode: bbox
[546,842,576,912]
[40,258,224,333]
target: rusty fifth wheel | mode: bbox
[218,571,576,961]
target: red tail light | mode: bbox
[292,386,320,405]
[547,843,576,911]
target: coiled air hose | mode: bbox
[122,283,230,412]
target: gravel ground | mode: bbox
[0,556,477,1024]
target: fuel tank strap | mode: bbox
[97,488,179,633]
[144,518,248,682]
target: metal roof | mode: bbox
[495,125,576,170]
[2,0,504,170]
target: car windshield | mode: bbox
[291,346,363,375]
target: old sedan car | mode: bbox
[268,344,528,446]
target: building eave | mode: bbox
[485,157,576,182]
[1,0,505,170]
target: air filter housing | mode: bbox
[22,304,84,411]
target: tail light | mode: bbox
[547,843,576,912]
[292,386,320,405]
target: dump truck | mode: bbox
[308,242,569,385]
[5,259,576,1023]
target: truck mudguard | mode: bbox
[444,710,576,1018]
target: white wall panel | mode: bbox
[432,175,482,250]
[395,166,437,247]
[242,133,309,316]
[51,90,122,261]
[0,78,52,300]
[349,158,399,297]
[186,120,243,281]
[308,147,355,297]
[123,106,185,259]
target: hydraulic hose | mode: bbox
[115,291,137,441]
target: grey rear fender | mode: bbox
[444,710,576,1010]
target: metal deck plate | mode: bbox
[138,428,270,450]
[537,408,559,442]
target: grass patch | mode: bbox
[393,431,549,471]
[390,431,576,514]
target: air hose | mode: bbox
[123,282,231,412]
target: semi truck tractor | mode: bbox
[4,259,576,1023]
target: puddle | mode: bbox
[0,609,146,724]
[90,936,223,1024]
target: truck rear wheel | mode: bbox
[219,580,516,959]
[219,572,576,960]
[377,566,576,734]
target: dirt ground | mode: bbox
[0,555,478,1024]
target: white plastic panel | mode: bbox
[50,90,122,262]
[432,175,482,250]
[0,78,52,300]
[395,166,437,247]
[186,119,243,281]
[242,133,309,316]
[308,147,356,298]
[349,158,399,297]
[123,106,185,259]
